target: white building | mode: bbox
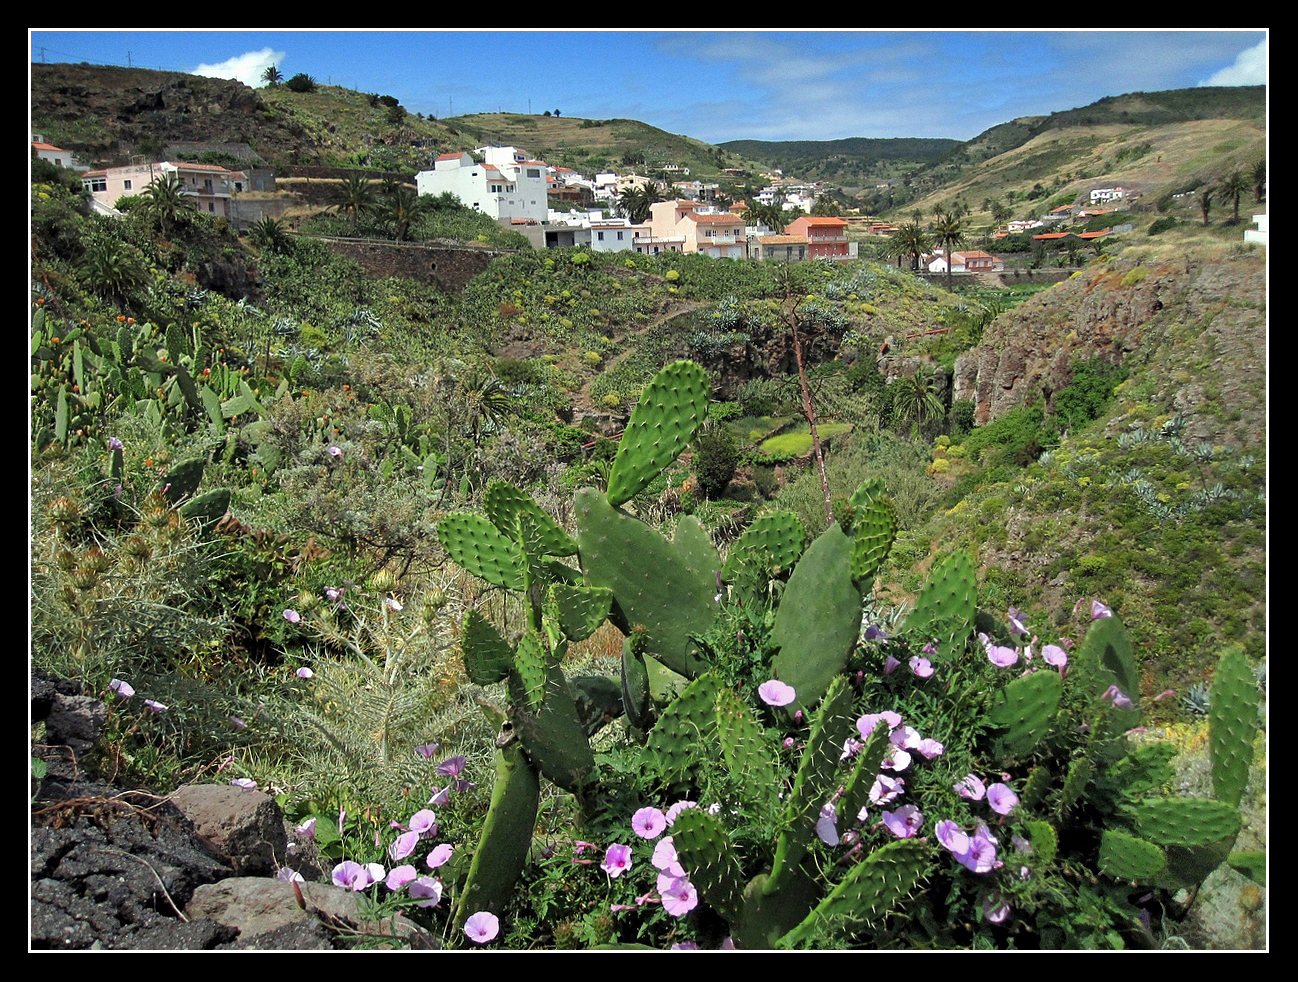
[415,149,549,225]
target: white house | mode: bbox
[32,135,88,172]
[1244,213,1267,247]
[415,149,549,225]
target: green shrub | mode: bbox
[694,425,738,499]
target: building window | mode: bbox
[86,178,107,193]
[526,169,541,178]
[597,231,605,241]
[204,179,213,191]
[123,180,132,190]
[617,231,624,240]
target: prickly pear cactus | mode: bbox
[437,513,525,591]
[721,510,805,581]
[988,669,1062,760]
[780,839,931,948]
[901,549,975,659]
[461,610,513,686]
[575,489,717,679]
[769,523,862,710]
[1209,646,1258,808]
[1099,829,1167,881]
[669,806,745,922]
[604,360,710,508]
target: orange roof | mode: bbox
[436,151,467,161]
[32,142,65,151]
[1032,232,1070,240]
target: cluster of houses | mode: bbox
[413,144,856,261]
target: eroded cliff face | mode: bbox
[954,255,1266,448]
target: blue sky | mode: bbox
[29,30,1267,144]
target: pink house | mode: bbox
[784,216,850,259]
[81,161,237,216]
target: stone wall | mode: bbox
[317,237,508,292]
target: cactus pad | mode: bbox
[1129,797,1241,849]
[902,550,975,659]
[850,496,896,588]
[461,610,514,686]
[1209,646,1258,808]
[604,361,710,507]
[721,510,805,581]
[669,806,745,921]
[770,523,862,710]
[988,669,1062,759]
[1099,829,1167,881]
[437,513,525,591]
[485,480,577,557]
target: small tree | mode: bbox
[286,73,317,93]
[694,425,738,499]
[261,65,283,86]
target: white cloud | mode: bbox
[1198,38,1266,86]
[191,48,287,88]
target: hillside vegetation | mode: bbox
[29,63,1265,951]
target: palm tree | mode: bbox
[331,175,376,236]
[385,185,429,243]
[1251,159,1266,203]
[931,211,966,292]
[896,222,931,272]
[1218,170,1249,223]
[261,64,283,86]
[249,217,291,254]
[1199,186,1214,227]
[141,172,195,236]
[892,371,944,427]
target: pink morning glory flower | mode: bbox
[869,774,905,805]
[758,679,796,706]
[109,678,135,699]
[984,894,1011,924]
[408,809,437,836]
[296,818,316,840]
[414,742,439,759]
[276,867,304,883]
[840,737,863,761]
[231,777,257,790]
[144,699,168,712]
[909,656,934,678]
[463,910,498,943]
[283,609,301,624]
[665,800,698,825]
[389,830,420,861]
[1103,685,1134,709]
[386,864,417,890]
[955,774,986,800]
[409,877,443,908]
[296,667,313,679]
[916,737,945,759]
[881,805,923,838]
[883,655,902,675]
[1008,607,1029,635]
[936,819,970,855]
[436,755,466,777]
[882,748,911,772]
[426,786,451,806]
[632,807,667,839]
[426,843,454,869]
[815,803,840,846]
[384,597,403,612]
[661,876,699,917]
[332,860,370,891]
[987,645,1018,668]
[229,716,247,729]
[891,725,922,750]
[856,711,902,740]
[1043,644,1068,669]
[601,843,633,878]
[987,783,1019,816]
[327,446,343,458]
[1092,600,1113,619]
[652,837,685,878]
